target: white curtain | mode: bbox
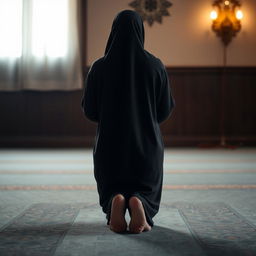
[0,0,82,91]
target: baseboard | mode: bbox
[0,135,255,148]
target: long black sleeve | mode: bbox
[81,65,99,123]
[156,65,175,124]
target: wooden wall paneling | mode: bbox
[224,68,256,136]
[165,67,220,135]
[1,67,256,147]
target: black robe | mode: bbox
[81,10,175,227]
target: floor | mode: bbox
[0,147,256,256]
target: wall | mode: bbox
[87,0,256,66]
[1,0,256,148]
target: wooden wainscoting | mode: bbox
[0,66,255,147]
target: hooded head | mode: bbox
[104,10,145,56]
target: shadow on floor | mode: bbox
[0,222,254,256]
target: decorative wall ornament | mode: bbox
[129,0,172,26]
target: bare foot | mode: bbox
[128,196,152,234]
[109,194,127,233]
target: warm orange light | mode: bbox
[210,0,243,46]
[210,10,218,20]
[236,10,243,20]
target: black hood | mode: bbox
[104,10,145,56]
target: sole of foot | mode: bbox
[109,194,127,233]
[128,196,152,234]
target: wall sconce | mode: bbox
[210,0,243,46]
[205,0,243,149]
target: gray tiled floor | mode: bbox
[0,148,256,256]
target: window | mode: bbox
[32,0,68,57]
[0,0,82,91]
[0,0,22,58]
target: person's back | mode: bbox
[81,9,175,234]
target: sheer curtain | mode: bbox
[0,0,82,91]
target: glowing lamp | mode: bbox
[210,0,243,46]
[210,10,218,20]
[236,10,243,20]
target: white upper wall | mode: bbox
[87,0,256,66]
